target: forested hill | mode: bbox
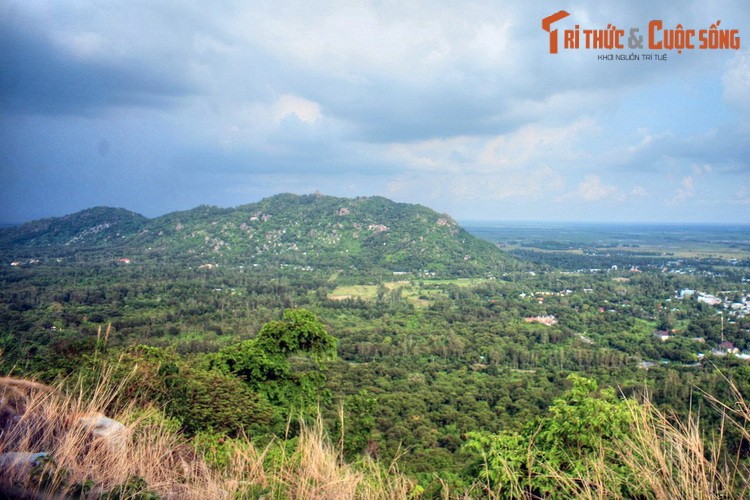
[0,193,515,275]
[0,207,147,248]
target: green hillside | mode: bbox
[0,207,147,248]
[0,194,514,276]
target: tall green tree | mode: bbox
[214,308,337,409]
[466,375,636,498]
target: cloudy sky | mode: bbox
[1,0,749,223]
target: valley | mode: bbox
[1,195,749,497]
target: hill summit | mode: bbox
[0,207,147,247]
[1,194,513,275]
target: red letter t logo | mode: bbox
[542,10,571,54]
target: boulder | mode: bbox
[76,412,128,451]
[0,451,49,468]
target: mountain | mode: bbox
[0,207,147,248]
[0,194,514,275]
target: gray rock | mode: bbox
[76,412,128,451]
[0,451,49,468]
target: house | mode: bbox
[653,330,670,341]
[118,258,131,264]
[712,341,740,356]
[697,294,721,306]
[524,315,558,326]
[718,341,739,354]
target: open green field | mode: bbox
[328,278,493,306]
[328,284,380,301]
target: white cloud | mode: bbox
[732,187,750,206]
[52,31,109,59]
[273,95,321,124]
[192,33,230,57]
[723,50,750,111]
[187,93,327,151]
[691,163,713,176]
[571,175,620,202]
[385,165,566,204]
[385,119,596,175]
[469,21,513,64]
[626,131,672,156]
[478,119,595,169]
[234,2,519,82]
[671,176,695,204]
[723,50,750,138]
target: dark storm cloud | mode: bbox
[176,139,402,177]
[0,0,748,224]
[0,17,191,115]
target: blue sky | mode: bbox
[1,0,749,223]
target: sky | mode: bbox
[1,1,749,224]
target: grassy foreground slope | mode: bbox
[2,368,749,499]
[0,369,415,499]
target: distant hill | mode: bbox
[0,194,514,275]
[0,207,147,247]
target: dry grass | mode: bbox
[0,366,417,499]
[470,380,750,500]
[6,361,750,499]
[0,367,224,498]
[524,392,750,499]
[220,416,415,499]
[615,400,722,499]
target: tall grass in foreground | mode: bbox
[3,364,750,499]
[545,401,747,499]
[0,367,415,499]
[474,384,750,500]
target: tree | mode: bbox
[213,308,337,409]
[255,308,337,361]
[465,375,636,497]
[167,366,274,435]
[334,390,378,460]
